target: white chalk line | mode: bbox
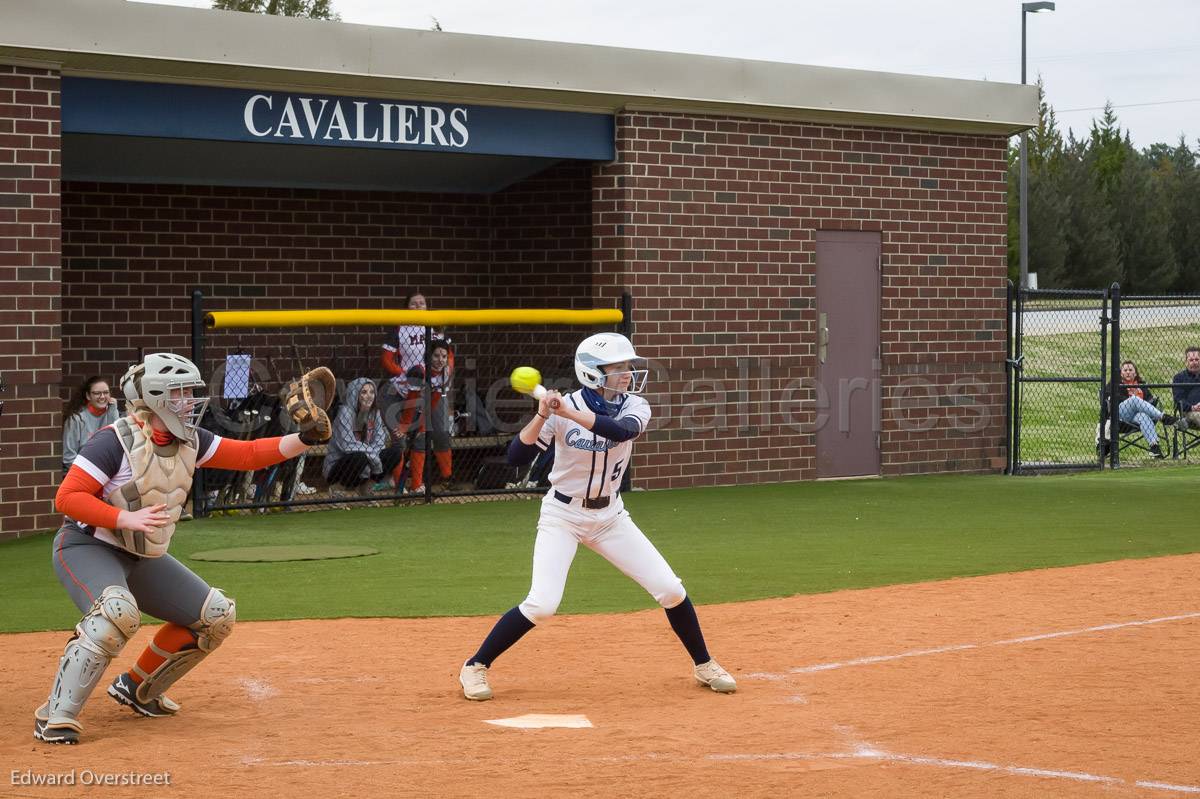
[238,748,1200,793]
[765,611,1200,676]
[710,745,1200,794]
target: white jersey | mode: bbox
[535,390,651,499]
[382,324,427,392]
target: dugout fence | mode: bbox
[188,291,632,516]
[1007,281,1200,473]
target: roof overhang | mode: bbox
[0,0,1038,137]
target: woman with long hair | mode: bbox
[62,376,120,471]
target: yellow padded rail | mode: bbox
[205,308,623,329]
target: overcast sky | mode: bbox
[138,0,1200,149]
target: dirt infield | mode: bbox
[3,554,1199,798]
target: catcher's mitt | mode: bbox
[284,366,335,445]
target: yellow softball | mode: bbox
[510,366,542,395]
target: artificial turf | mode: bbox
[1,468,1196,633]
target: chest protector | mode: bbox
[101,416,197,558]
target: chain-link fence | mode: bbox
[1009,282,1200,473]
[1009,287,1110,473]
[189,293,630,516]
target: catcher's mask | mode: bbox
[575,333,648,394]
[121,353,210,439]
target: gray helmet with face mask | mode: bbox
[120,353,210,439]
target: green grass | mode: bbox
[3,470,1198,634]
[1018,324,1194,463]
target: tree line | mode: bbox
[1008,80,1200,293]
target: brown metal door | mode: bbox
[815,231,881,478]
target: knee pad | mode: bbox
[410,432,427,452]
[78,585,141,657]
[192,588,236,653]
[432,431,451,451]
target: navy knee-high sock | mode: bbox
[664,597,711,665]
[467,607,535,667]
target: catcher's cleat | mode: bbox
[34,703,80,745]
[107,673,180,717]
[694,660,737,693]
[459,662,493,701]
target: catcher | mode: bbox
[34,352,334,745]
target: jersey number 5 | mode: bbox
[611,459,624,482]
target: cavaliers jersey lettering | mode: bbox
[536,390,650,499]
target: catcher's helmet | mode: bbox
[121,352,209,439]
[574,333,648,394]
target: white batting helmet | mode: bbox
[574,333,648,394]
[121,352,210,439]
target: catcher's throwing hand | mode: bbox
[117,504,170,533]
[285,366,336,445]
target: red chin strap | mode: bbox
[133,415,176,446]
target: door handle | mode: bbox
[819,312,829,364]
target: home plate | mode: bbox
[484,714,593,729]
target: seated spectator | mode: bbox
[322,377,404,490]
[62,375,120,471]
[1100,360,1180,460]
[1172,346,1200,429]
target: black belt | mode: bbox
[554,490,610,510]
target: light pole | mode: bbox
[1020,1,1054,289]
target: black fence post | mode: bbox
[1005,280,1014,475]
[424,324,433,504]
[1108,283,1121,468]
[191,289,208,518]
[1011,286,1024,473]
[1099,288,1109,467]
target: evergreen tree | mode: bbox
[1008,78,1068,285]
[1089,102,1126,197]
[1157,137,1200,291]
[1007,88,1198,292]
[1114,135,1177,292]
[1061,133,1121,288]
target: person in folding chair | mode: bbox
[1171,346,1200,458]
[35,353,334,745]
[1099,359,1181,460]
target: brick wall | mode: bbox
[17,110,1007,536]
[62,183,492,383]
[0,65,61,537]
[595,112,1008,488]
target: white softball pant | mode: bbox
[518,494,686,624]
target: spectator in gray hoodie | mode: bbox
[322,377,404,490]
[62,376,120,471]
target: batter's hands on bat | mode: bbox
[118,503,171,533]
[539,390,562,417]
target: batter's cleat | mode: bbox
[694,660,737,693]
[33,703,80,745]
[107,673,180,717]
[459,662,493,701]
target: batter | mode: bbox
[458,333,736,700]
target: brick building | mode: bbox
[0,0,1036,539]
